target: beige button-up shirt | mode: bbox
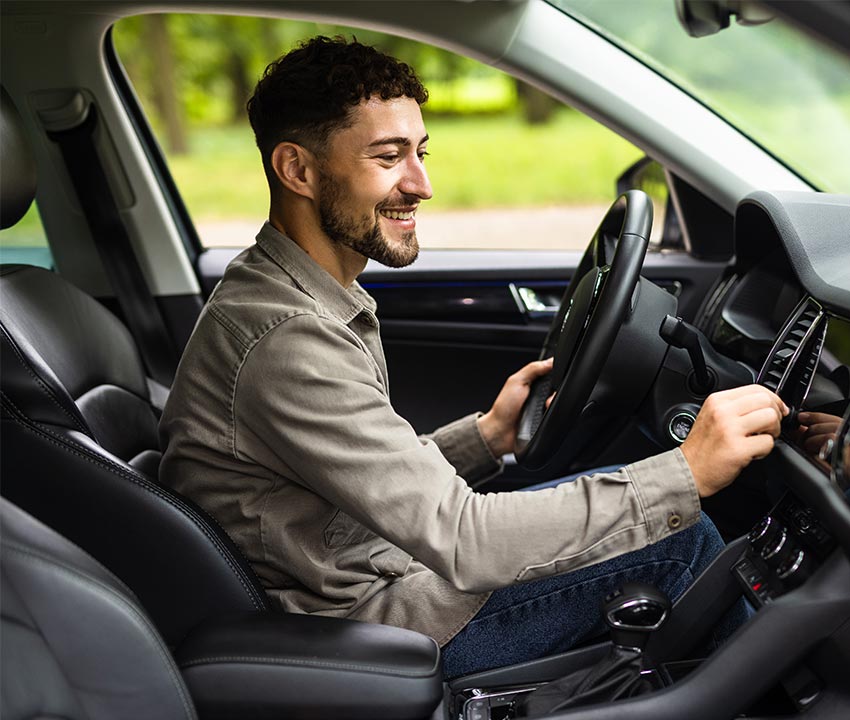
[159,222,701,646]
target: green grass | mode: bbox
[424,111,644,208]
[166,109,645,222]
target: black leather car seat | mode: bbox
[0,497,199,720]
[0,85,270,645]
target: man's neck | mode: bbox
[269,215,366,288]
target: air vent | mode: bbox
[757,298,827,410]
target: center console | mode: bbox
[447,487,850,719]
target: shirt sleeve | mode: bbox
[234,313,702,593]
[420,413,503,486]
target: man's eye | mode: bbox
[378,154,400,163]
[418,151,430,162]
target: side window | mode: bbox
[112,14,664,251]
[0,202,54,269]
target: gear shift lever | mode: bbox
[604,582,671,652]
[516,583,670,717]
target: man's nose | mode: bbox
[400,156,433,201]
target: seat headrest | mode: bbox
[0,86,37,229]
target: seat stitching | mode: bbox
[0,327,89,434]
[4,543,198,720]
[1,394,267,610]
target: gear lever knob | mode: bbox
[603,582,671,652]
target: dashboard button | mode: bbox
[668,412,696,442]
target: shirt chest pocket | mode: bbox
[323,509,377,548]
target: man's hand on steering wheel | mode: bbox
[478,357,555,458]
[681,385,789,497]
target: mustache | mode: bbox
[375,194,421,210]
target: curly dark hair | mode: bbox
[247,36,428,186]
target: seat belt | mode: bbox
[47,104,178,387]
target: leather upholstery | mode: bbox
[176,613,443,720]
[0,263,271,644]
[0,263,156,462]
[0,86,270,646]
[0,498,198,720]
[0,87,37,229]
[1,395,270,644]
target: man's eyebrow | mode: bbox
[368,134,429,148]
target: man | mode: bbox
[159,36,787,678]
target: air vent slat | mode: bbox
[757,298,826,408]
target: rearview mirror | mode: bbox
[675,0,773,38]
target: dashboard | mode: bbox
[694,191,850,609]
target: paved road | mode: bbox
[196,204,609,251]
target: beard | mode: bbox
[318,171,419,269]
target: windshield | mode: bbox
[549,0,850,194]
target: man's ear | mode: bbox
[270,142,318,200]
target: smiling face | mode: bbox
[316,96,432,268]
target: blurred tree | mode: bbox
[113,13,529,133]
[514,80,559,124]
[144,15,187,154]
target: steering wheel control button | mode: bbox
[667,411,696,443]
[667,513,683,530]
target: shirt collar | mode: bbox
[255,222,376,324]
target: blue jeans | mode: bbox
[441,508,740,679]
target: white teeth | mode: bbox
[381,210,415,220]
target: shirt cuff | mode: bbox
[426,412,503,486]
[624,447,701,544]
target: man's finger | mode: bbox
[745,432,777,460]
[724,387,787,418]
[738,406,784,438]
[515,357,554,383]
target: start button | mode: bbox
[668,411,696,443]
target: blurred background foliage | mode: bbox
[111,14,645,219]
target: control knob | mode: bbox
[760,527,793,569]
[749,516,781,555]
[777,549,812,588]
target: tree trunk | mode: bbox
[515,79,559,125]
[228,49,252,124]
[144,14,187,155]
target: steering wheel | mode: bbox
[515,190,654,473]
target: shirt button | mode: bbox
[668,513,683,530]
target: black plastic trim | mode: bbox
[735,192,850,314]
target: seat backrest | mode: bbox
[0,497,198,720]
[1,262,164,474]
[0,85,270,645]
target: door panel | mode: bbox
[359,250,726,432]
